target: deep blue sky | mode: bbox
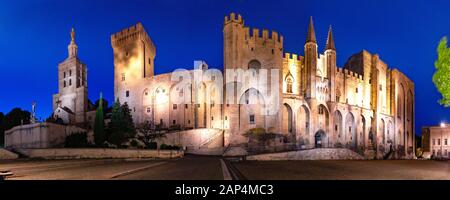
[1,0,449,135]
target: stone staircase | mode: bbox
[185,130,224,155]
[199,130,224,148]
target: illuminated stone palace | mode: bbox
[111,13,415,158]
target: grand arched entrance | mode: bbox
[315,130,326,148]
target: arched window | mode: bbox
[286,77,293,93]
[248,60,261,70]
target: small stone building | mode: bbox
[422,124,450,158]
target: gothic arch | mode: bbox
[345,112,356,148]
[282,103,293,134]
[360,115,366,147]
[238,88,266,128]
[284,71,294,94]
[388,120,393,143]
[380,118,386,144]
[317,104,329,133]
[315,129,326,148]
[333,110,343,144]
[194,82,207,128]
[296,104,310,145]
[248,59,262,70]
[407,89,414,149]
[239,88,266,105]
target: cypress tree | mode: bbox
[94,93,105,146]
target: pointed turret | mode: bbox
[326,25,335,50]
[303,16,318,99]
[306,16,316,43]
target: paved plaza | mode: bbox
[0,155,448,180]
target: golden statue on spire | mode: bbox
[71,28,75,42]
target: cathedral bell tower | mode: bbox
[52,28,89,125]
[304,17,318,99]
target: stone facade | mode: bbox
[111,13,415,158]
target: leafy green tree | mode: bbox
[107,100,136,146]
[108,99,124,145]
[65,132,89,148]
[0,108,30,147]
[137,121,166,148]
[433,37,450,107]
[4,108,31,129]
[121,102,136,137]
[94,93,105,146]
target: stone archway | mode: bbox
[380,119,386,144]
[315,129,326,148]
[238,88,266,130]
[282,103,293,134]
[333,110,343,145]
[345,112,356,149]
[248,59,261,70]
[317,104,329,132]
[296,105,310,146]
[361,115,366,148]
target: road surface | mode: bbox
[1,155,448,180]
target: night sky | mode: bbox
[1,0,450,135]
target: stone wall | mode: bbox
[4,122,86,149]
[0,148,18,160]
[246,148,364,161]
[16,148,183,159]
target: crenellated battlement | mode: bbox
[111,23,155,51]
[283,53,302,61]
[336,68,364,81]
[225,13,283,45]
[224,13,244,25]
[244,27,283,44]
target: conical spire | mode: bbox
[306,16,316,43]
[326,25,335,50]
